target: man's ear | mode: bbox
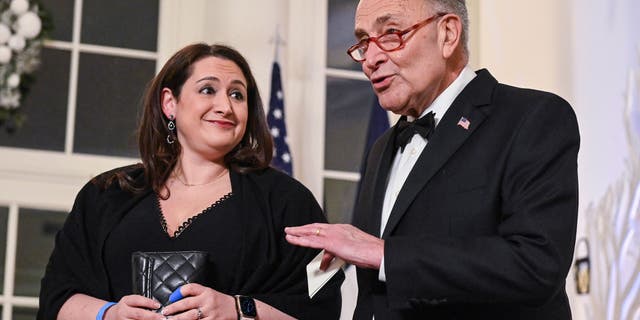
[161,88,177,118]
[439,14,463,59]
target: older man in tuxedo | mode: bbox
[286,0,579,319]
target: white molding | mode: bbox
[467,0,480,69]
[157,0,209,71]
[323,170,360,182]
[63,0,82,155]
[44,41,157,60]
[0,147,137,179]
[43,40,73,51]
[326,68,368,81]
[77,43,157,60]
[288,0,328,201]
[1,204,18,319]
[2,296,39,307]
[0,296,39,310]
[0,148,137,208]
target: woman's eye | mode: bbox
[230,90,245,101]
[200,86,215,94]
[383,28,400,35]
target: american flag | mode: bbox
[267,61,293,175]
[457,116,470,130]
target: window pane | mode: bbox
[327,0,361,70]
[323,178,358,223]
[14,208,67,297]
[81,0,159,51]
[13,307,38,320]
[74,52,155,157]
[0,48,70,151]
[0,206,7,294]
[325,77,374,172]
[41,0,75,42]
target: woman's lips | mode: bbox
[205,119,234,128]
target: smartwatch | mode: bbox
[234,295,257,319]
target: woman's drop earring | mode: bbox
[166,115,176,144]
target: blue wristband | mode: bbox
[96,302,116,320]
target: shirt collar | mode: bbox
[409,66,477,126]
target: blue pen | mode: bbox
[168,286,184,304]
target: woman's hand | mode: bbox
[160,284,236,320]
[104,295,164,320]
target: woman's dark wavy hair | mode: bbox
[99,43,273,196]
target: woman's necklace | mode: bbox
[173,169,228,187]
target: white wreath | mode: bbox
[0,0,47,130]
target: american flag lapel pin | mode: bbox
[457,116,470,130]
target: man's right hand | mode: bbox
[285,223,384,270]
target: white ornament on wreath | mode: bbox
[0,45,11,63]
[8,33,24,50]
[6,72,18,87]
[0,0,48,132]
[0,23,9,43]
[9,0,28,15]
[16,11,40,39]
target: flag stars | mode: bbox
[270,127,280,138]
[267,62,292,175]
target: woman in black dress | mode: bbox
[38,43,342,320]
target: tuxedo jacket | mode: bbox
[352,69,579,319]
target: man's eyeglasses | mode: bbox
[347,12,447,62]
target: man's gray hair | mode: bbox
[428,0,469,55]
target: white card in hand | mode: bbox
[306,250,346,298]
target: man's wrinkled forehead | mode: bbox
[354,0,428,36]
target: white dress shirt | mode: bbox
[378,66,477,282]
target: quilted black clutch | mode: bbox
[131,251,210,307]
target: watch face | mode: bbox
[239,296,257,317]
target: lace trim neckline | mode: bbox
[156,192,233,238]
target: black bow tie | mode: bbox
[394,112,435,152]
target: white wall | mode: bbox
[473,0,572,102]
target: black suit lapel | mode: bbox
[381,69,497,238]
